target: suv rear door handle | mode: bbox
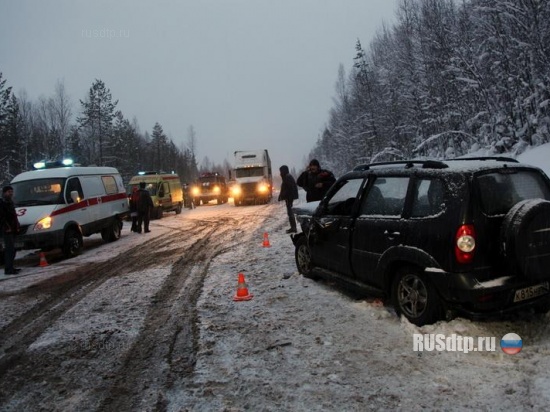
[384,230,400,240]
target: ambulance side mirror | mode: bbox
[70,191,80,203]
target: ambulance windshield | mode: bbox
[12,178,66,206]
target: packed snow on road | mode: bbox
[1,144,550,411]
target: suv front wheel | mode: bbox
[392,266,442,326]
[295,236,317,279]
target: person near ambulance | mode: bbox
[0,185,21,275]
[136,182,153,233]
[129,186,140,232]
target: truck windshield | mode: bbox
[235,167,264,178]
[199,177,221,184]
[12,178,66,206]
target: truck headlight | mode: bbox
[257,183,269,193]
[213,186,221,194]
[191,187,200,196]
[231,186,241,196]
[34,216,52,230]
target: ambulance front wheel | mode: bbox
[63,228,83,258]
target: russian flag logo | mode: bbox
[500,333,522,355]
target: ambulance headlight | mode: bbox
[34,216,52,230]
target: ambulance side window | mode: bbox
[102,176,118,195]
[65,178,84,204]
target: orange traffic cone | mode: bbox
[262,232,271,248]
[39,252,49,267]
[233,273,253,301]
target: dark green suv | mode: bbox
[291,158,550,326]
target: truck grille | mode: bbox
[240,182,257,194]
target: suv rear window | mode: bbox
[477,171,550,215]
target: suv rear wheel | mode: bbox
[392,266,442,326]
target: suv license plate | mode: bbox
[514,282,549,303]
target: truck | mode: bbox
[230,150,273,206]
[190,172,229,206]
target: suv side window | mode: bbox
[360,177,409,216]
[410,178,445,217]
[324,178,364,215]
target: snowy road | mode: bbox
[1,197,550,411]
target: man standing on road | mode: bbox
[129,186,140,232]
[278,165,299,234]
[136,182,153,234]
[0,185,21,275]
[297,159,336,202]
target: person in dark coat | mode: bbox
[296,159,336,202]
[278,165,299,234]
[0,185,21,275]
[136,182,154,233]
[129,186,140,232]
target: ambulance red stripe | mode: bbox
[50,192,128,217]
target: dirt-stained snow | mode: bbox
[1,143,550,411]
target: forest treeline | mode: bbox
[2,0,550,182]
[0,76,202,185]
[309,0,550,176]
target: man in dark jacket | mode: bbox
[278,165,299,234]
[0,185,21,275]
[136,182,154,233]
[297,159,336,202]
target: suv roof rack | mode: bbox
[446,156,519,163]
[353,160,448,171]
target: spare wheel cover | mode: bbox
[501,199,550,279]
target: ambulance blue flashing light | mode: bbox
[33,158,75,170]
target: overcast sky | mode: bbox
[0,0,398,172]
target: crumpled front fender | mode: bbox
[291,232,306,246]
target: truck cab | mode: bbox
[190,172,229,206]
[231,150,273,206]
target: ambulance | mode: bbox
[5,160,129,259]
[127,172,184,219]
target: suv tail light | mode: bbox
[455,224,476,264]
